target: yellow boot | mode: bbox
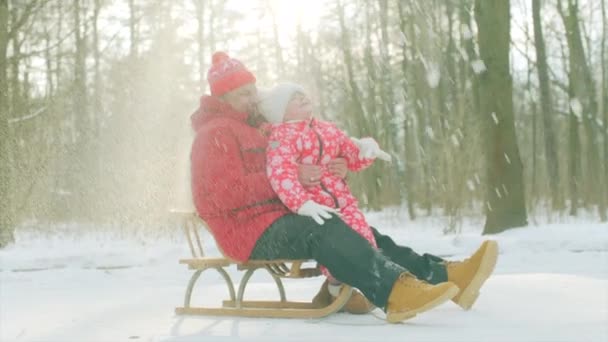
[386,273,459,323]
[312,280,376,314]
[447,240,499,310]
[342,290,375,314]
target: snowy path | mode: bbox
[1,219,607,341]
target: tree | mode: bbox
[558,0,606,220]
[603,0,608,214]
[0,0,14,247]
[532,0,562,210]
[194,0,206,94]
[475,0,528,234]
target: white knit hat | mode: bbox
[257,82,306,123]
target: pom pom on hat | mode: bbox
[212,51,229,65]
[207,51,256,96]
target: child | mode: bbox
[257,82,391,312]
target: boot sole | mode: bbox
[453,241,499,310]
[386,284,459,323]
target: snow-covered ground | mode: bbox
[1,211,607,342]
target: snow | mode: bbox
[426,63,441,89]
[425,126,435,140]
[491,112,499,125]
[570,98,583,120]
[450,134,460,147]
[461,24,474,40]
[471,60,487,74]
[1,214,607,342]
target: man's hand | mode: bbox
[328,158,348,179]
[297,200,338,225]
[297,164,322,187]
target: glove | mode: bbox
[351,137,392,162]
[296,200,338,225]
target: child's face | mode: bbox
[284,91,313,121]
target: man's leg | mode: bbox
[371,227,499,310]
[250,214,403,309]
[371,227,448,284]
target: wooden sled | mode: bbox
[172,211,353,318]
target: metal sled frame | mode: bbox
[173,211,353,318]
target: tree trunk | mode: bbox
[409,3,432,215]
[194,0,205,94]
[336,0,381,209]
[364,3,377,127]
[475,0,528,234]
[378,0,396,150]
[0,0,15,247]
[93,0,101,133]
[558,0,605,219]
[603,0,608,217]
[128,0,137,58]
[460,0,480,120]
[396,0,416,220]
[44,27,53,96]
[458,0,482,210]
[55,1,63,87]
[10,21,19,116]
[73,0,87,139]
[567,81,581,215]
[336,0,368,137]
[532,0,562,210]
[208,0,216,53]
[268,1,284,76]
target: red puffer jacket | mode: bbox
[190,96,289,261]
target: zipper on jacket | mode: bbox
[311,123,340,209]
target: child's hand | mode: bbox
[297,200,338,225]
[351,137,392,162]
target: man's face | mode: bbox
[220,83,258,114]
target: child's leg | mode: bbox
[319,206,377,297]
[340,204,377,248]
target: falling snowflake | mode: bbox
[461,23,473,39]
[451,134,460,147]
[491,112,499,125]
[570,98,583,119]
[426,63,441,89]
[471,59,487,74]
[425,126,435,139]
[467,179,476,191]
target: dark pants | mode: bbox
[249,214,447,309]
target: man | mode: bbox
[190,51,498,323]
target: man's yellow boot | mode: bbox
[446,240,499,310]
[312,280,375,314]
[385,273,459,323]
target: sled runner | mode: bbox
[173,211,353,318]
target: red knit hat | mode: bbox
[207,51,256,96]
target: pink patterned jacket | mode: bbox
[266,118,378,254]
